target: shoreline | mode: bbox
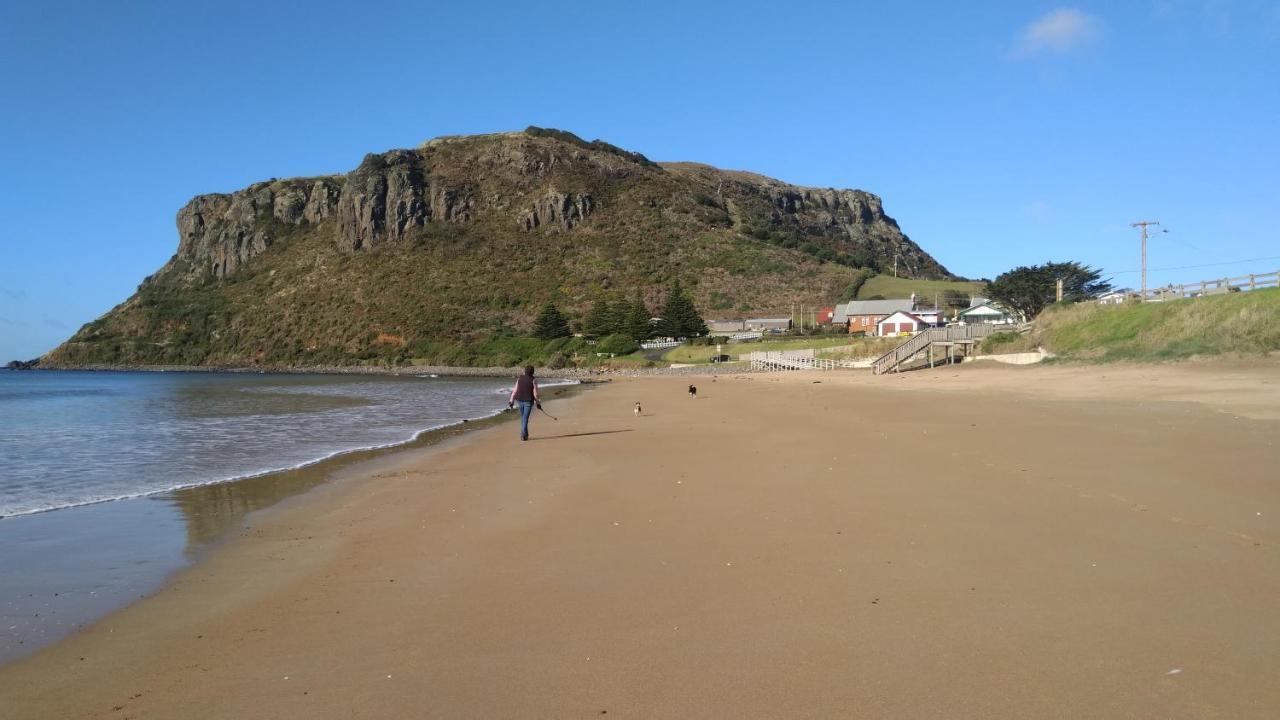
[3,362,1278,718]
[0,376,582,521]
[19,361,752,379]
[0,380,589,665]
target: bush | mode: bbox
[597,333,639,355]
[688,335,729,346]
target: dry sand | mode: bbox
[2,361,1278,719]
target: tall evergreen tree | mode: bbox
[583,297,621,339]
[658,281,708,338]
[624,295,653,343]
[532,302,572,340]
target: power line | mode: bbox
[1106,254,1280,275]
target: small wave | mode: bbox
[0,408,510,520]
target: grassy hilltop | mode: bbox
[47,128,954,369]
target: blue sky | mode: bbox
[2,1,1278,359]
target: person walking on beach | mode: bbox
[508,365,541,441]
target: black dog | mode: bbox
[688,384,697,398]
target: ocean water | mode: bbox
[0,370,555,518]
[0,369,574,664]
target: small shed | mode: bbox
[876,311,928,336]
[745,317,792,332]
[707,319,747,334]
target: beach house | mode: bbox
[876,310,931,336]
[957,301,1016,325]
[839,298,915,335]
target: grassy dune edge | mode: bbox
[982,288,1280,362]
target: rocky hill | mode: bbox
[47,128,951,367]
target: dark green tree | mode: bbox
[532,302,572,340]
[986,261,1112,321]
[583,297,621,339]
[657,281,708,338]
[837,268,876,302]
[623,294,653,343]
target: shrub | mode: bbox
[597,333,639,355]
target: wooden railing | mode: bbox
[1134,270,1278,302]
[872,323,1022,375]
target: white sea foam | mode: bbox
[0,373,578,519]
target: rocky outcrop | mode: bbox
[334,151,475,252]
[176,179,340,279]
[519,190,593,231]
[767,187,881,225]
[5,359,39,370]
[161,128,948,285]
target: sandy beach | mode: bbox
[2,361,1278,719]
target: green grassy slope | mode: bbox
[1028,288,1280,362]
[856,274,984,301]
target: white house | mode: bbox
[957,302,1015,325]
[876,311,930,336]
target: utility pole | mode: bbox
[1130,220,1161,294]
[1055,278,1064,303]
[893,252,900,278]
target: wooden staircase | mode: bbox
[872,324,1022,375]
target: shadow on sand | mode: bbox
[529,430,634,441]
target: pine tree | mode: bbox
[624,295,652,343]
[658,281,707,338]
[532,302,571,340]
[583,297,619,339]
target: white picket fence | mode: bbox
[745,349,861,371]
[640,339,682,350]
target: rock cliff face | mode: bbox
[50,128,955,368]
[164,129,945,284]
[176,179,340,279]
[520,190,594,230]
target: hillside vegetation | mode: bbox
[991,288,1280,362]
[47,128,953,369]
[856,274,984,302]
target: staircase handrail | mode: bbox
[871,323,1026,374]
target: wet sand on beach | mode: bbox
[2,362,1277,719]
